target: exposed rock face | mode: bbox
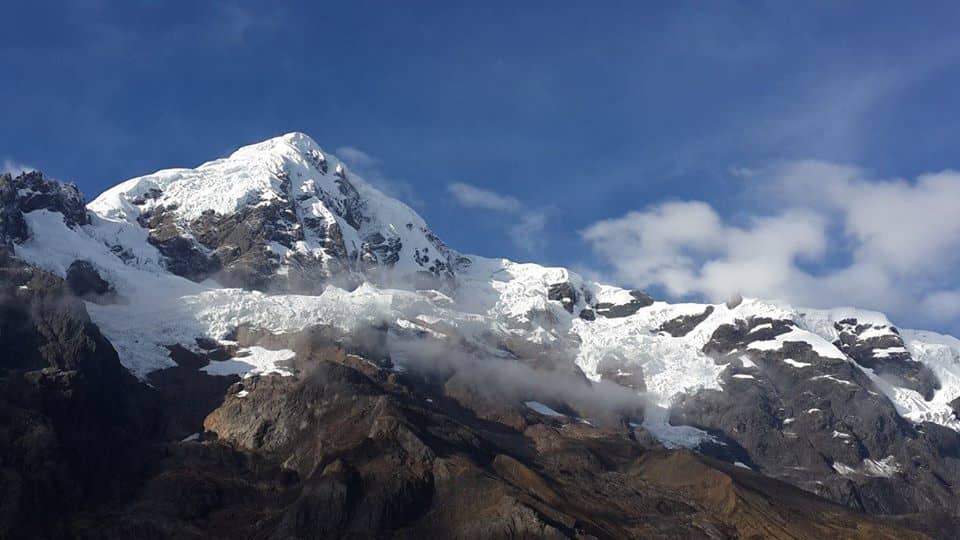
[96,134,471,293]
[145,344,241,441]
[0,253,162,539]
[0,171,87,247]
[834,319,940,399]
[133,174,358,291]
[10,171,88,227]
[594,290,654,318]
[673,317,960,516]
[658,305,715,337]
[547,282,579,313]
[65,259,119,303]
[138,204,222,283]
[84,328,931,539]
[0,174,29,246]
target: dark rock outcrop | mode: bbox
[673,316,960,518]
[595,290,654,318]
[127,162,469,293]
[138,205,222,283]
[96,326,929,539]
[951,396,960,419]
[834,319,940,399]
[547,282,579,313]
[65,259,120,303]
[0,174,29,246]
[0,171,88,248]
[9,171,88,227]
[0,252,162,539]
[658,305,715,337]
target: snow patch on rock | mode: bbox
[524,401,565,417]
[202,347,295,378]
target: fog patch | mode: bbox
[386,328,649,426]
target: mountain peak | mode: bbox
[231,131,323,161]
[91,132,334,222]
[86,133,466,292]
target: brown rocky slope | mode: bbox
[0,274,934,539]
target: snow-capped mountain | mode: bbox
[14,132,960,426]
[4,133,960,538]
[88,133,469,291]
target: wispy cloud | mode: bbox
[210,1,258,46]
[1,159,36,176]
[509,211,548,253]
[336,146,378,169]
[621,41,960,193]
[447,182,548,254]
[447,182,522,212]
[336,145,422,207]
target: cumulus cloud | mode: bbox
[583,202,827,301]
[769,161,960,277]
[447,182,522,212]
[582,162,960,332]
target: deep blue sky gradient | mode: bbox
[4,1,960,277]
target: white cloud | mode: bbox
[336,146,378,168]
[583,202,827,301]
[447,182,548,254]
[335,145,422,207]
[1,159,36,176]
[447,182,522,212]
[582,162,960,332]
[510,211,547,253]
[767,161,960,277]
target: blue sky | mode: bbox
[4,1,960,332]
